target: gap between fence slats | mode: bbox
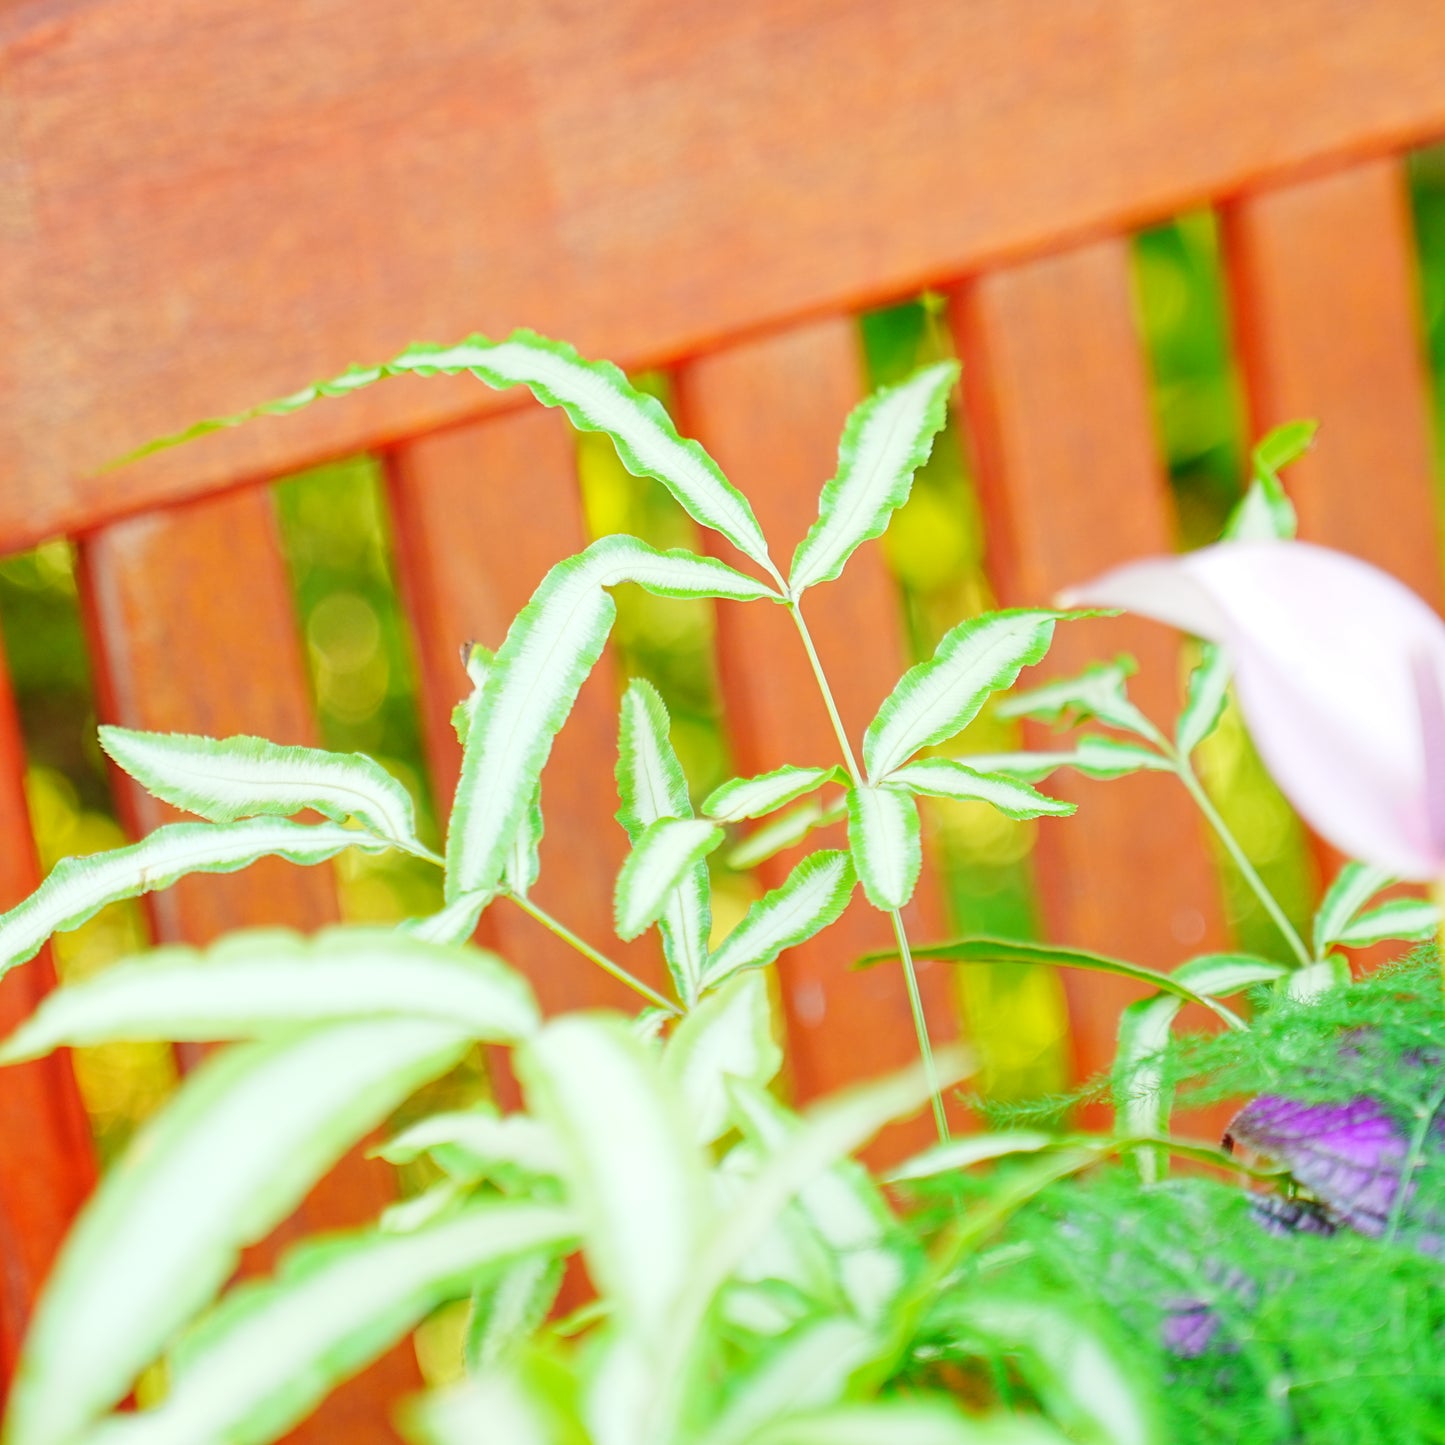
[387,408,664,1042]
[1224,156,1443,960]
[950,238,1229,1084]
[77,484,416,1444]
[0,633,93,1392]
[672,317,958,1154]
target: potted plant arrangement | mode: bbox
[0,335,1440,1444]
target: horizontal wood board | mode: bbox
[3,0,1445,548]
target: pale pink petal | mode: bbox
[1064,541,1445,880]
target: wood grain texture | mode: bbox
[949,239,1228,1081]
[1224,157,1443,603]
[77,484,416,1443]
[672,317,956,1147]
[387,407,662,1031]
[0,635,93,1392]
[5,1,1445,548]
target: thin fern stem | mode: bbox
[504,890,681,1016]
[786,599,864,784]
[786,600,950,1142]
[1384,1073,1445,1243]
[1172,756,1312,969]
[891,909,950,1142]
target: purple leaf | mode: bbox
[1226,1095,1414,1239]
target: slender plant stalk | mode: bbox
[1172,757,1312,968]
[788,600,864,781]
[786,599,951,1142]
[891,909,950,1141]
[505,890,680,1016]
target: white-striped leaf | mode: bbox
[729,1081,905,1326]
[447,535,773,901]
[699,1316,882,1445]
[402,1359,582,1445]
[1335,897,1441,947]
[1114,953,1287,1181]
[5,1020,470,1445]
[663,972,782,1145]
[133,329,775,571]
[726,797,848,870]
[450,642,492,750]
[614,817,723,942]
[846,785,921,911]
[951,736,1169,782]
[79,1204,578,1445]
[516,1015,709,1348]
[743,1401,1066,1445]
[0,927,538,1062]
[887,1129,1057,1183]
[616,679,711,1003]
[930,1295,1157,1445]
[788,361,958,595]
[98,726,428,855]
[0,819,391,982]
[396,891,492,945]
[503,789,545,897]
[455,647,542,897]
[1313,861,1394,954]
[704,766,843,824]
[703,850,857,991]
[1176,643,1232,756]
[378,1109,565,1184]
[380,1180,466,1235]
[996,656,1154,738]
[1286,955,1353,1000]
[616,678,691,833]
[885,758,1074,820]
[863,610,1060,780]
[464,1254,566,1373]
[652,1048,971,1439]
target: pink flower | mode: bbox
[1062,541,1445,881]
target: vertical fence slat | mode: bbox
[672,317,956,1142]
[1224,158,1442,944]
[1224,157,1442,606]
[78,484,416,1442]
[949,238,1227,1081]
[387,409,659,1024]
[0,634,93,1389]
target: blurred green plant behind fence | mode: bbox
[7,149,1445,1162]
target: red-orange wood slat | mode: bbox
[8,2,1445,550]
[1224,157,1443,607]
[1223,155,1444,954]
[949,238,1228,1081]
[387,407,663,1036]
[672,318,957,1149]
[77,485,415,1443]
[0,636,93,1392]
